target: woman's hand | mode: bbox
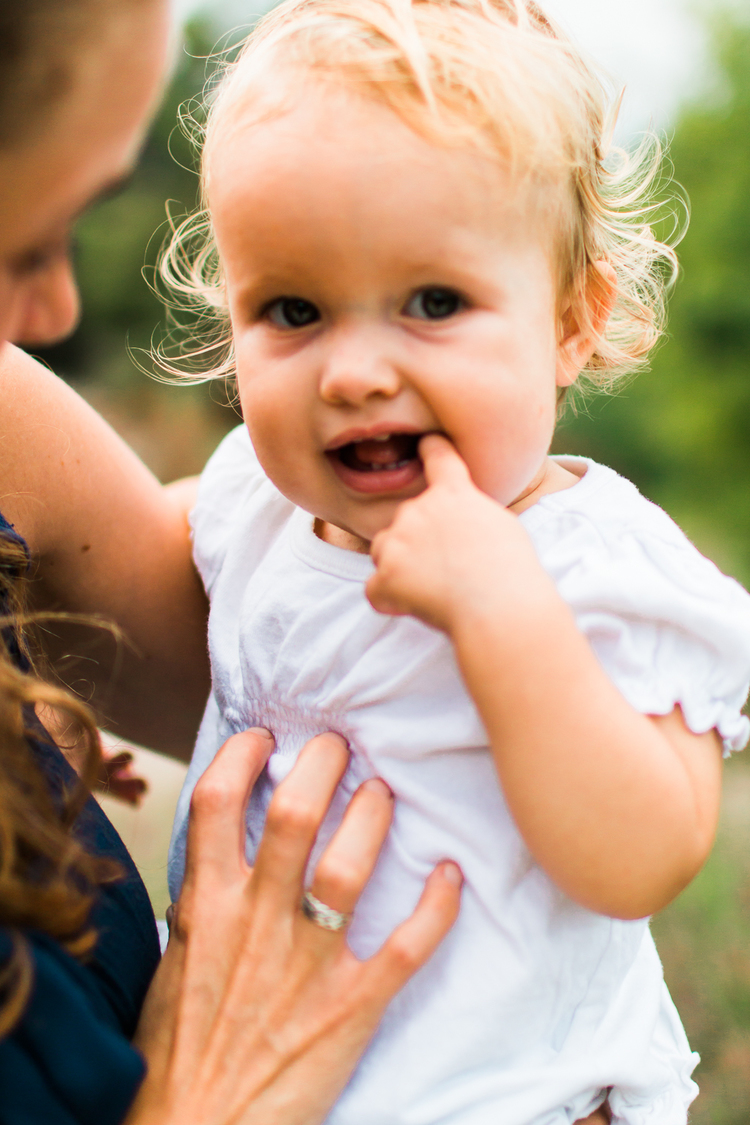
[128,728,462,1125]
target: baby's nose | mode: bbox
[318,329,401,405]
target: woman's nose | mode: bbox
[318,328,401,405]
[11,256,81,347]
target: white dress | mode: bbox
[169,425,750,1125]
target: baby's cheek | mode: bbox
[244,409,310,494]
[469,428,554,505]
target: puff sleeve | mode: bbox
[523,461,750,753]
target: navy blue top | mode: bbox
[0,513,161,1124]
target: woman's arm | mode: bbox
[367,435,724,920]
[128,729,462,1125]
[0,343,209,759]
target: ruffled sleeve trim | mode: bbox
[523,460,750,755]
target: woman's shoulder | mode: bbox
[0,927,146,1125]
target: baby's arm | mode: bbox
[0,343,209,760]
[367,435,723,920]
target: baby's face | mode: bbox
[209,83,578,547]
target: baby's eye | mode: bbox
[403,287,463,321]
[265,297,320,329]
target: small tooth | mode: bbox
[371,434,391,442]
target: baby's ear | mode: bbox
[555,261,617,388]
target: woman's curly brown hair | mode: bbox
[0,531,115,1037]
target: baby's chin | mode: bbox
[314,481,428,552]
[316,493,418,552]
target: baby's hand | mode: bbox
[97,747,148,806]
[366,435,543,634]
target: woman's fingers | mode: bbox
[371,861,462,991]
[251,732,350,906]
[184,728,275,893]
[307,777,394,918]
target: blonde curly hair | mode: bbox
[156,0,682,395]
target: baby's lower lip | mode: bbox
[328,454,424,494]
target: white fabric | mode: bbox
[169,424,750,1125]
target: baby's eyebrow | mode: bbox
[234,274,311,302]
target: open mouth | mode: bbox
[327,432,425,493]
[338,433,420,472]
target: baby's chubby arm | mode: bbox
[367,435,723,920]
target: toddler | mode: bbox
[165,1,750,1121]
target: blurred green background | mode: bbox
[30,11,750,1123]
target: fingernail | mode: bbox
[327,732,350,752]
[363,777,394,799]
[442,862,463,887]
[248,727,274,742]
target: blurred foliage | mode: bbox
[25,8,750,1123]
[554,14,750,586]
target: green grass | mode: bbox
[653,754,750,1123]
